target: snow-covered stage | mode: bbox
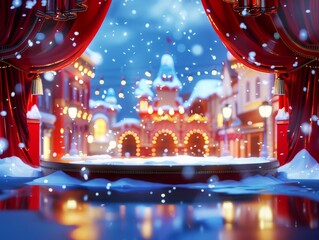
[40,155,280,183]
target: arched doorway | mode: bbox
[184,130,209,156]
[118,131,141,157]
[152,129,178,156]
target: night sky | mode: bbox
[88,0,228,121]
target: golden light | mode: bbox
[145,71,152,77]
[258,101,272,119]
[83,68,88,74]
[78,65,83,71]
[119,92,124,98]
[64,199,77,210]
[146,80,153,85]
[178,106,185,114]
[187,75,194,82]
[222,104,232,121]
[211,69,218,75]
[88,70,92,77]
[222,201,235,224]
[91,73,95,78]
[63,106,68,115]
[87,135,94,144]
[147,106,154,114]
[68,107,78,120]
[99,79,104,85]
[258,205,273,229]
[121,79,126,86]
[158,107,164,116]
[169,108,175,116]
[74,62,79,68]
[109,140,117,149]
[95,90,100,95]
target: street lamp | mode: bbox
[258,101,272,158]
[222,103,232,156]
[68,106,78,155]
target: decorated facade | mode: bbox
[38,51,95,160]
[88,53,279,159]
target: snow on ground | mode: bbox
[0,149,318,182]
[277,149,319,180]
[0,156,41,178]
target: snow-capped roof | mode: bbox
[275,108,289,121]
[27,105,41,120]
[89,99,121,111]
[105,88,117,105]
[184,79,221,107]
[153,54,182,90]
[90,88,121,111]
[135,78,154,98]
[113,118,140,128]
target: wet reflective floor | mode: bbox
[1,179,319,240]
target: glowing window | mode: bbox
[140,100,149,111]
[93,119,108,141]
[217,113,223,128]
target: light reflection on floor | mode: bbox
[1,183,319,240]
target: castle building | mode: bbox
[113,54,220,157]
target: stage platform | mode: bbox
[40,156,280,184]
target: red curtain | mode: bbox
[0,0,111,166]
[201,0,319,162]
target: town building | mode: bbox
[39,52,280,161]
[38,51,95,160]
[216,52,278,158]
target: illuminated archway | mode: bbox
[151,129,178,157]
[118,131,141,157]
[184,129,209,156]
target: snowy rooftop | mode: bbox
[89,99,121,111]
[113,118,140,128]
[135,78,154,98]
[184,79,221,108]
[27,105,41,120]
[153,54,182,90]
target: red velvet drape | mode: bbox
[201,0,319,162]
[0,0,112,166]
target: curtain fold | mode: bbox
[201,0,319,162]
[285,66,319,162]
[0,0,112,166]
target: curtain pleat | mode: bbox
[0,0,112,166]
